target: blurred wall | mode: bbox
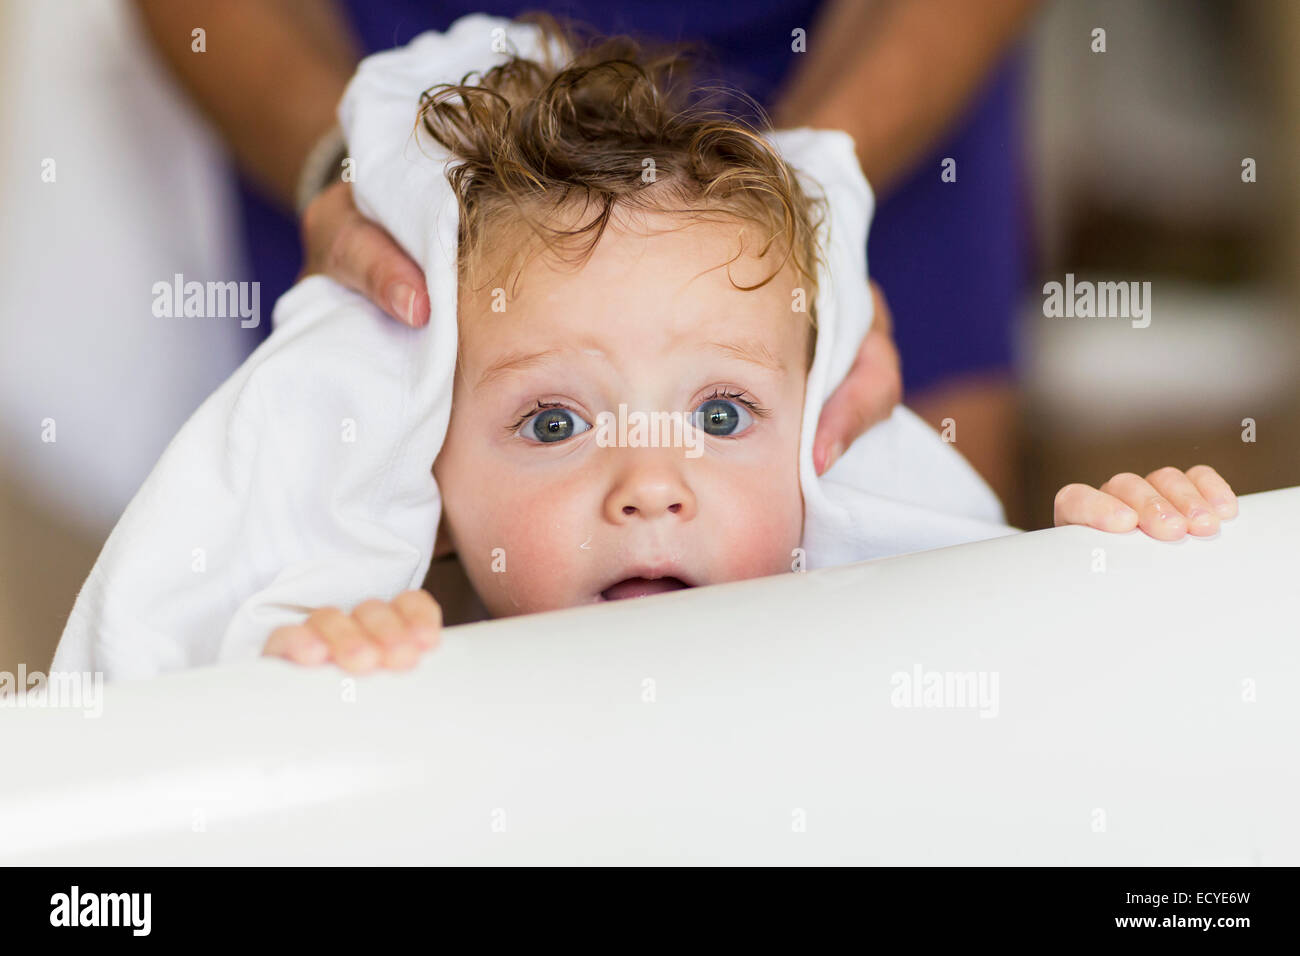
[0,0,249,672]
[1019,0,1300,527]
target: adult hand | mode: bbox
[299,180,431,327]
[813,280,903,475]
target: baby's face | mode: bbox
[434,211,810,617]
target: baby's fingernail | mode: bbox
[1213,497,1236,518]
[298,639,329,665]
[1114,506,1138,524]
[385,642,421,669]
[341,644,379,669]
[388,283,418,326]
[1187,508,1216,531]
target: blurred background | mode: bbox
[2,0,1298,674]
[1022,0,1300,533]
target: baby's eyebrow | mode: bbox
[705,338,787,376]
[475,336,786,391]
[475,347,565,391]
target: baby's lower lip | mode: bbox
[600,576,692,601]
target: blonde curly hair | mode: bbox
[414,12,825,347]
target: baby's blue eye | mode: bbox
[519,406,592,443]
[692,398,754,437]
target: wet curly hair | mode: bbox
[414,12,826,339]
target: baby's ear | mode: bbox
[432,512,456,559]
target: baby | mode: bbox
[263,21,1238,672]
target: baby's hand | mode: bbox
[1054,465,1238,540]
[262,590,442,672]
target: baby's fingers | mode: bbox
[307,607,382,673]
[352,599,422,670]
[392,589,442,649]
[1186,464,1238,519]
[264,624,329,666]
[1145,466,1221,535]
[1054,483,1139,532]
[1099,472,1188,540]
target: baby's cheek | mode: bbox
[711,474,804,581]
[469,486,593,615]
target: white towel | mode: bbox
[53,13,1015,680]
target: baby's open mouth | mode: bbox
[600,576,693,601]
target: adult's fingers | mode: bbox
[300,181,430,327]
[868,278,893,335]
[813,281,902,475]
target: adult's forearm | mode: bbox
[132,0,359,209]
[773,0,1039,194]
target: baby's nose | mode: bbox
[604,464,697,523]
